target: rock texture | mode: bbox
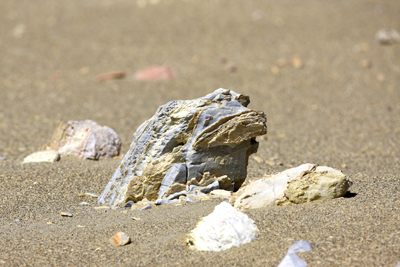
[186,201,259,251]
[41,120,121,160]
[231,163,352,210]
[98,89,267,206]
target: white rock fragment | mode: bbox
[278,240,312,267]
[60,212,73,217]
[109,232,130,246]
[22,150,60,164]
[231,163,352,210]
[79,202,90,206]
[186,201,259,251]
[375,28,400,45]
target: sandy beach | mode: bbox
[1,0,400,265]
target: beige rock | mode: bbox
[22,150,60,164]
[109,232,130,246]
[231,163,351,210]
[210,189,232,199]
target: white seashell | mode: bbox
[186,201,259,251]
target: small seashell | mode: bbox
[131,217,141,221]
[60,212,73,217]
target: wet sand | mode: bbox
[1,0,400,266]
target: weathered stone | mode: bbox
[109,232,130,246]
[98,89,267,206]
[375,28,400,45]
[186,201,259,251]
[231,163,352,210]
[41,119,121,160]
[22,150,60,163]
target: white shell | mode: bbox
[186,201,259,251]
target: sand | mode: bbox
[1,0,400,266]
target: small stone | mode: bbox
[22,150,60,164]
[375,28,400,45]
[79,202,90,206]
[131,217,141,221]
[60,212,73,217]
[251,155,264,164]
[95,71,126,81]
[140,204,152,211]
[210,189,232,199]
[123,200,135,208]
[94,206,109,210]
[360,59,372,68]
[85,193,98,198]
[47,222,54,225]
[377,73,385,82]
[276,58,287,68]
[0,157,6,161]
[109,232,130,246]
[270,66,280,74]
[290,56,304,69]
[78,193,85,197]
[134,65,177,81]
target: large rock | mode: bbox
[41,120,121,160]
[230,163,352,210]
[98,89,267,206]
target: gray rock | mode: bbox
[98,89,267,206]
[123,200,135,208]
[41,119,121,160]
[140,204,153,211]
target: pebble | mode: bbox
[140,204,152,211]
[60,212,73,217]
[94,206,109,210]
[123,201,135,208]
[109,232,130,246]
[79,202,90,206]
[375,28,400,45]
[47,222,54,225]
[95,71,126,81]
[131,217,141,221]
[290,56,304,69]
[134,65,177,81]
[0,157,6,161]
[84,193,98,198]
[22,150,60,164]
[360,59,372,68]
